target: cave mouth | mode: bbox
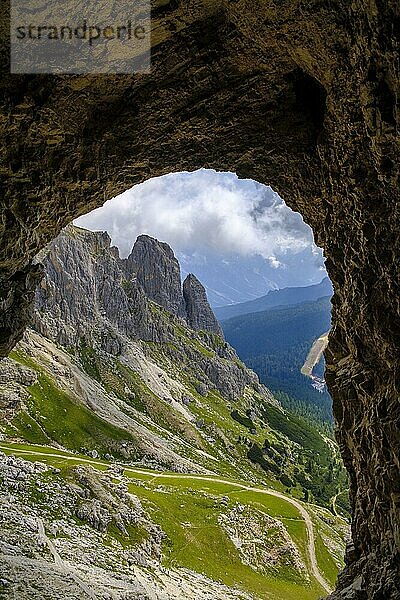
[8,166,347,597]
[1,134,399,599]
[1,5,399,593]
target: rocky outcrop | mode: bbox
[183,274,223,336]
[34,226,224,346]
[0,2,399,597]
[127,234,187,318]
[0,358,37,422]
[34,225,156,352]
[127,236,222,335]
[74,464,148,537]
[32,225,266,404]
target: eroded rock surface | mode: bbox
[0,452,253,600]
[127,234,187,319]
[183,273,223,336]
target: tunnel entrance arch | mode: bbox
[1,2,399,598]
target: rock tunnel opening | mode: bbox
[0,3,399,596]
[1,136,399,598]
[1,168,352,598]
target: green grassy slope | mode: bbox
[0,442,348,600]
[3,333,349,517]
[6,349,143,458]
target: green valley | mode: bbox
[0,442,348,600]
[0,226,348,599]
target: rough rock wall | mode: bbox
[0,1,399,597]
[127,234,187,318]
[183,273,223,336]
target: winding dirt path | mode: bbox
[2,444,332,594]
[331,489,349,518]
[131,471,332,594]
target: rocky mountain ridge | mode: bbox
[34,226,222,350]
[127,234,187,320]
[33,225,253,402]
[0,224,288,478]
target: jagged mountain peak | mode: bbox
[33,226,247,390]
[37,227,225,341]
[127,233,186,318]
[126,234,222,335]
[183,273,223,337]
[133,234,178,260]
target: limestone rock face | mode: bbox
[0,265,43,359]
[34,225,156,351]
[127,235,186,318]
[0,357,37,421]
[34,227,224,347]
[32,225,263,403]
[0,2,399,597]
[183,274,223,336]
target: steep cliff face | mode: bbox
[33,225,261,403]
[0,2,399,597]
[35,226,224,348]
[34,226,154,352]
[183,273,223,336]
[34,226,167,354]
[127,234,187,318]
[126,234,223,336]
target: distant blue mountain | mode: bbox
[214,277,333,321]
[221,296,332,358]
[177,248,327,308]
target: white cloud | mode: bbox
[74,169,320,268]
